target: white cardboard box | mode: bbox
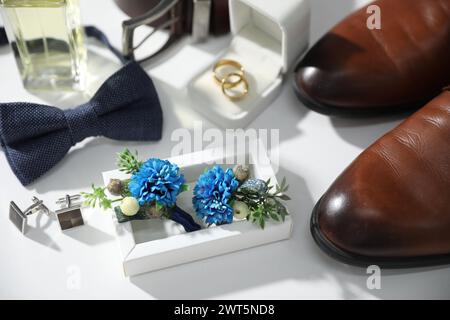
[102,140,293,276]
[188,0,310,128]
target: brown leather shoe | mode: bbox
[294,0,450,116]
[311,89,450,267]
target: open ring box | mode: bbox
[102,139,292,276]
[188,0,310,128]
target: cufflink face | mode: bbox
[9,202,27,234]
[10,195,84,234]
[56,207,84,230]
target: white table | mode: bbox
[1,0,449,299]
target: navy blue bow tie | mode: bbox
[0,62,163,185]
[0,27,7,46]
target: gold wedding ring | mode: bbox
[213,59,245,85]
[221,72,249,101]
[213,59,249,100]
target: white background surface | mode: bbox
[0,0,449,299]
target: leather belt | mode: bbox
[116,0,230,62]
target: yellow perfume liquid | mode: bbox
[0,0,87,91]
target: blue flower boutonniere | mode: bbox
[193,165,239,225]
[82,149,200,232]
[193,164,291,229]
[129,158,186,208]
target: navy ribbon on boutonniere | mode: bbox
[114,205,201,233]
[127,157,201,232]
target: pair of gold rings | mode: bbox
[213,59,249,101]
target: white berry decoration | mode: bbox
[120,197,140,216]
[233,201,250,220]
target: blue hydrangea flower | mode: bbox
[193,165,239,225]
[129,158,185,207]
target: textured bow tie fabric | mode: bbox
[0,27,7,46]
[0,62,163,185]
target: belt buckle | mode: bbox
[192,0,212,42]
[122,0,212,63]
[122,0,182,63]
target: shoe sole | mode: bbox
[292,72,425,117]
[310,197,450,268]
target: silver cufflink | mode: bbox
[9,197,50,234]
[55,194,84,231]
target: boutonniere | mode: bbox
[82,149,201,232]
[193,165,290,229]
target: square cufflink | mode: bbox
[9,197,50,234]
[55,195,84,231]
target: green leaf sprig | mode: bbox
[234,177,290,229]
[82,149,143,210]
[81,184,120,210]
[117,149,143,174]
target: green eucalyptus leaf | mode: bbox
[269,212,280,221]
[278,194,291,201]
[281,177,286,189]
[156,202,164,211]
[259,217,265,229]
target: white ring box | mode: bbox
[102,139,292,276]
[188,0,311,128]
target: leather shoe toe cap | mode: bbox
[313,190,404,259]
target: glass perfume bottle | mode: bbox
[0,0,87,91]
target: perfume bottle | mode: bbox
[0,0,87,91]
